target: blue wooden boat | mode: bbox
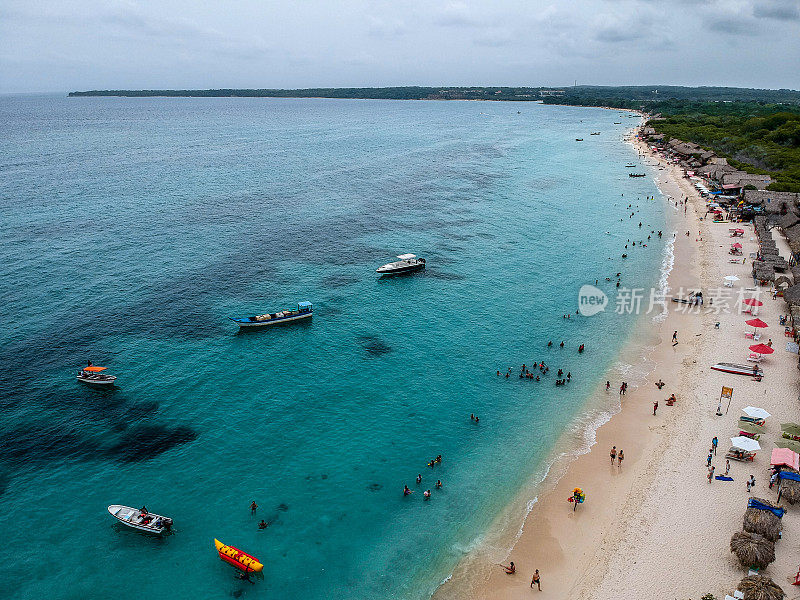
[230,302,312,329]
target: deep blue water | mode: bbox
[0,95,664,599]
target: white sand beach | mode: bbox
[436,129,800,600]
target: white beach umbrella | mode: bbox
[724,275,740,282]
[730,436,761,452]
[743,407,771,419]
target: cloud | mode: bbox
[367,16,408,37]
[706,14,761,34]
[752,0,800,20]
[434,2,482,27]
[472,28,515,47]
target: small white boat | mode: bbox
[230,301,312,328]
[76,365,117,385]
[376,254,425,275]
[108,505,173,534]
[711,363,763,378]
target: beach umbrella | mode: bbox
[738,421,764,437]
[780,422,800,437]
[743,298,764,307]
[731,436,761,452]
[749,344,774,355]
[775,438,800,454]
[743,498,782,542]
[730,531,776,570]
[745,318,768,328]
[733,242,743,248]
[744,407,771,420]
[725,275,740,282]
[736,229,745,233]
[770,448,799,470]
[737,574,785,600]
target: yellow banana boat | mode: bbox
[214,538,263,572]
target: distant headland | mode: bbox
[68,85,800,106]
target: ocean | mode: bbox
[0,95,666,599]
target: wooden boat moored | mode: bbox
[108,505,173,534]
[711,362,764,377]
[230,302,312,328]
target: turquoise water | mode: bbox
[0,96,664,599]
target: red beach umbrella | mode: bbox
[732,242,743,249]
[749,343,774,354]
[743,298,763,307]
[745,318,768,328]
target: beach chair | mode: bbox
[747,353,761,363]
[745,332,754,340]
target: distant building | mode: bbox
[539,90,565,97]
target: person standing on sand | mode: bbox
[617,450,624,468]
[672,331,678,346]
[531,569,541,590]
[610,446,617,464]
[747,475,756,493]
[606,381,611,391]
[708,466,715,483]
[707,452,712,468]
[653,400,658,415]
[712,437,718,455]
[725,459,730,475]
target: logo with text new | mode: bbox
[578,285,608,317]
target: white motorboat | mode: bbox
[230,301,313,328]
[376,254,425,275]
[108,505,173,534]
[76,365,117,385]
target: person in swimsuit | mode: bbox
[250,501,257,514]
[502,562,515,574]
[610,446,617,464]
[531,569,541,590]
[617,450,624,468]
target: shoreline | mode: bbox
[433,120,694,599]
[438,124,800,600]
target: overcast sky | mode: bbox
[1,0,799,93]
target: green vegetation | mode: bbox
[648,103,800,192]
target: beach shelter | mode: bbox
[730,532,776,570]
[725,274,740,288]
[749,343,774,355]
[743,407,771,420]
[775,438,800,454]
[743,298,764,307]
[731,436,761,452]
[770,448,799,470]
[738,421,763,438]
[732,242,743,248]
[743,498,783,542]
[737,574,785,600]
[746,318,768,338]
[781,422,800,437]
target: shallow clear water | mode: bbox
[0,96,664,599]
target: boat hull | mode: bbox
[711,363,763,377]
[108,505,170,534]
[77,376,117,385]
[376,263,425,275]
[232,312,312,328]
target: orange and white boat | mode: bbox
[76,365,117,385]
[214,539,263,573]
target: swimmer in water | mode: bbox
[258,520,268,529]
[423,490,431,500]
[416,473,422,484]
[404,485,412,496]
[436,480,442,489]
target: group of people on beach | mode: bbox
[609,445,624,468]
[497,562,542,591]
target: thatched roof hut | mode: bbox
[737,574,785,600]
[783,284,800,307]
[743,498,782,541]
[778,469,800,504]
[780,212,800,230]
[730,530,775,569]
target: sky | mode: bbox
[1,0,799,93]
